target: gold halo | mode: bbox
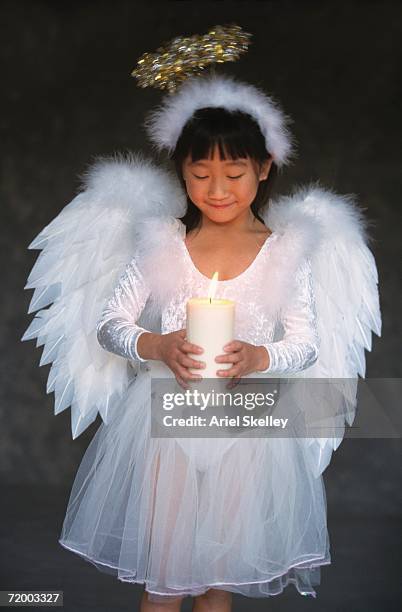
[131,24,252,92]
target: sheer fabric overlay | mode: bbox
[60,224,328,601]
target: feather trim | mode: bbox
[145,74,296,167]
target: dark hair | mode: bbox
[170,107,278,233]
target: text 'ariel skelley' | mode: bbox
[163,415,289,429]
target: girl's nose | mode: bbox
[208,178,229,199]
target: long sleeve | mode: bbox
[96,256,151,363]
[259,259,320,375]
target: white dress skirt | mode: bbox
[59,369,330,603]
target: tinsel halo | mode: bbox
[131,24,252,92]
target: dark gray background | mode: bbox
[1,1,401,610]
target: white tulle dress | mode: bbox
[58,222,330,602]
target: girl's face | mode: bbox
[182,146,272,225]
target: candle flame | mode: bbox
[207,271,219,302]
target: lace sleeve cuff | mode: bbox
[258,340,319,375]
[132,329,149,362]
[258,345,275,374]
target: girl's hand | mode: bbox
[215,340,269,386]
[159,329,205,390]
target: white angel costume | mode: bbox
[21,75,381,602]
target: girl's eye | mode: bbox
[192,174,244,180]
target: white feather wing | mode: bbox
[268,183,382,476]
[21,152,186,439]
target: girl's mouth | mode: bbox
[207,202,235,209]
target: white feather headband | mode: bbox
[145,73,296,168]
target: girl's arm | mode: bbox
[96,255,154,363]
[258,259,320,374]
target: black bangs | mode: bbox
[171,107,270,163]
[170,107,278,233]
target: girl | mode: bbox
[22,74,380,611]
[66,98,323,609]
[131,107,320,612]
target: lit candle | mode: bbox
[186,272,235,378]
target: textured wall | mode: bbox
[2,0,401,516]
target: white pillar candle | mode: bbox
[186,273,235,378]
